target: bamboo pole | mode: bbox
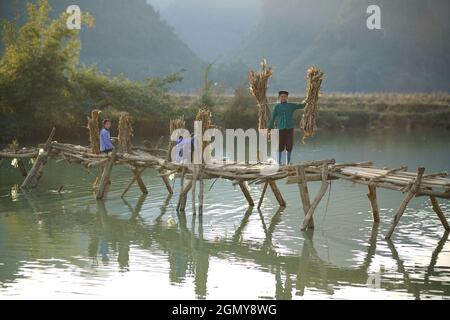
[239,180,255,207]
[297,166,313,228]
[367,184,380,222]
[430,196,450,231]
[385,167,425,239]
[269,180,286,207]
[258,181,269,209]
[20,127,55,190]
[301,164,329,230]
[96,149,117,200]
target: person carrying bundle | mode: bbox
[267,90,306,165]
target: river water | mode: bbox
[0,128,449,299]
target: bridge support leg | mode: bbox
[121,168,147,198]
[199,174,205,214]
[96,150,117,200]
[177,180,192,212]
[161,175,173,194]
[269,180,286,207]
[257,181,269,209]
[20,128,55,191]
[301,164,329,231]
[297,166,314,228]
[133,168,148,195]
[367,184,380,222]
[385,167,425,239]
[430,196,450,231]
[239,181,254,207]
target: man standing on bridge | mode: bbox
[268,91,306,165]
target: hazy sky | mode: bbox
[147,0,263,61]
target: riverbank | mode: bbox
[2,92,449,147]
[171,92,450,132]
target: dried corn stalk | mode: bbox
[87,109,101,154]
[118,112,133,153]
[300,66,324,144]
[249,58,273,130]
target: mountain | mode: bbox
[0,0,206,90]
[151,0,262,61]
[221,0,450,92]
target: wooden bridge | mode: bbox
[1,127,449,240]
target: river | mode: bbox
[0,127,449,299]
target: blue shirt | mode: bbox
[100,128,113,152]
[268,102,305,130]
[175,137,195,162]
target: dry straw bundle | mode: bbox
[118,112,133,153]
[87,109,101,154]
[167,116,186,161]
[169,116,185,134]
[300,66,324,144]
[195,106,212,133]
[249,58,273,130]
[196,106,213,152]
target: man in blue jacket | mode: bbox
[268,91,306,165]
[100,119,114,154]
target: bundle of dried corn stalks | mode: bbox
[169,116,186,134]
[196,106,214,152]
[300,66,324,144]
[167,116,186,161]
[118,112,133,153]
[195,106,212,133]
[249,58,273,130]
[87,109,101,154]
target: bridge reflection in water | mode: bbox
[0,192,448,299]
[91,195,448,299]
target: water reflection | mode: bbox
[0,187,449,299]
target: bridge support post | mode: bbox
[20,127,55,191]
[301,164,329,231]
[430,196,450,231]
[367,184,380,222]
[178,180,192,212]
[121,168,147,198]
[258,181,269,209]
[239,181,254,207]
[269,180,286,207]
[161,174,173,194]
[385,167,425,239]
[96,149,117,200]
[297,166,314,228]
